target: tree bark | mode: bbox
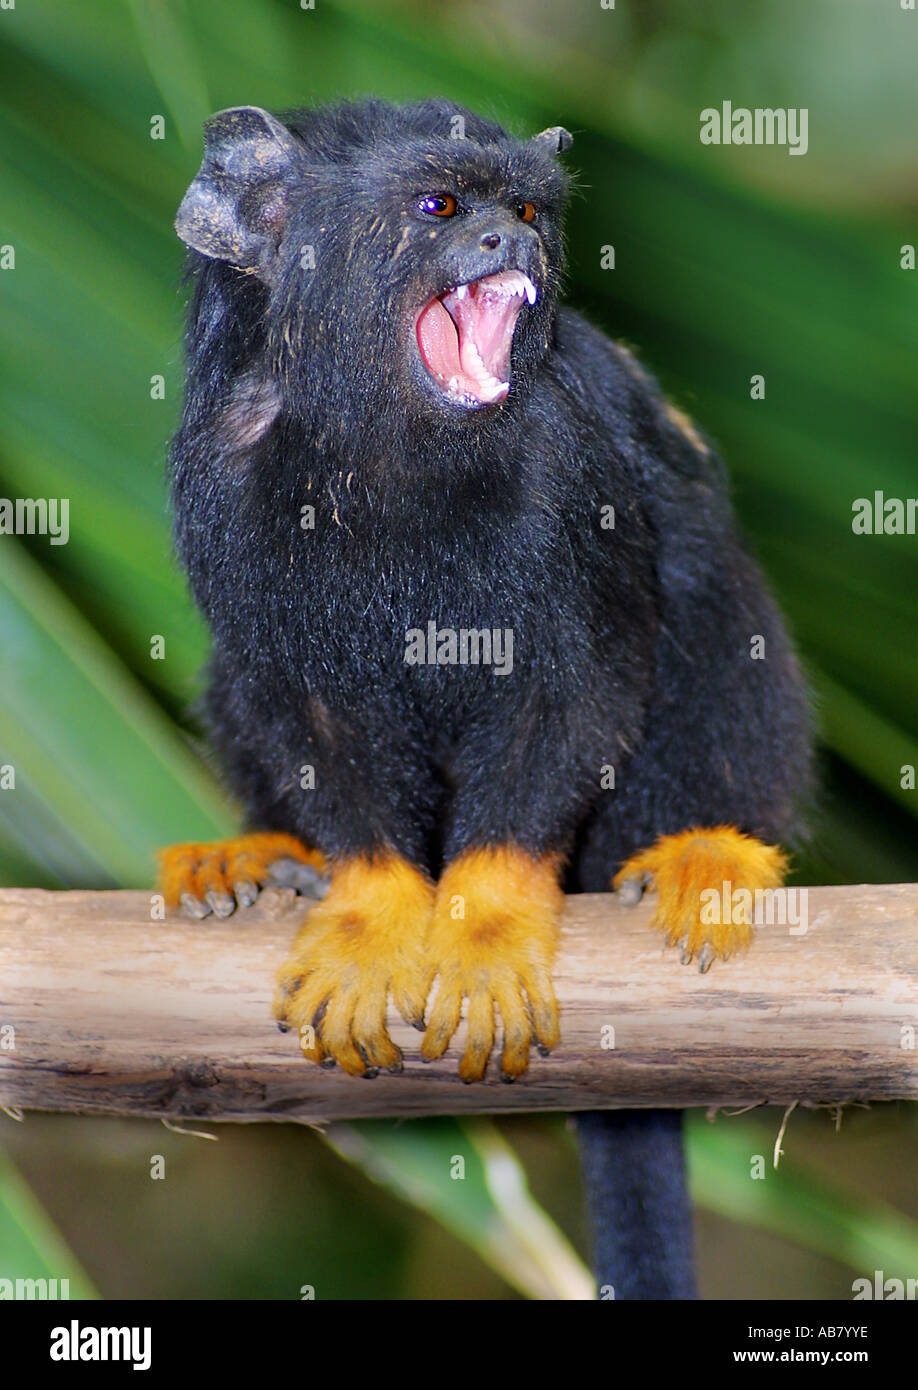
[0,883,915,1124]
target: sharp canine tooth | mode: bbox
[523,275,537,304]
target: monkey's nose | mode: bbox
[480,232,502,251]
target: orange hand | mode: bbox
[614,825,787,970]
[422,846,564,1082]
[157,831,326,917]
[273,852,435,1076]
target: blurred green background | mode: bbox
[1,0,916,1299]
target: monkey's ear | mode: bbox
[532,125,574,155]
[175,106,303,276]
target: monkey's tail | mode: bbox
[575,1108,698,1299]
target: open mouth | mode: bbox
[415,270,537,407]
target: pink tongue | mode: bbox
[416,283,519,402]
[416,298,461,383]
[450,287,517,385]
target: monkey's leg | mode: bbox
[157,832,327,918]
[273,852,435,1075]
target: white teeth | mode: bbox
[445,271,538,303]
[447,373,508,403]
[494,271,538,304]
[480,379,509,402]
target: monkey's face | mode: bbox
[176,101,572,431]
[391,147,568,414]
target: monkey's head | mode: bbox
[176,99,572,445]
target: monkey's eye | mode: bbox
[419,194,457,217]
[516,201,536,223]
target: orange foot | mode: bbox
[157,832,326,918]
[421,846,564,1083]
[273,853,434,1076]
[613,825,787,971]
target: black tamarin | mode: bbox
[160,98,812,1299]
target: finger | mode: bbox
[352,981,403,1073]
[205,889,237,918]
[232,879,259,908]
[272,965,321,1023]
[193,851,228,900]
[494,980,532,1080]
[267,857,330,898]
[459,989,495,1083]
[522,968,560,1053]
[421,985,462,1061]
[391,961,434,1032]
[615,871,650,907]
[180,891,211,919]
[319,988,367,1076]
[272,973,329,1064]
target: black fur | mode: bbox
[169,97,812,1298]
[577,1109,697,1300]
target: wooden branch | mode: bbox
[0,883,915,1124]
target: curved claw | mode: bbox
[206,889,237,919]
[181,891,211,919]
[698,944,716,973]
[233,878,259,907]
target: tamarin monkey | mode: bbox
[160,99,812,1299]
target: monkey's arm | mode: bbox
[158,654,446,1076]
